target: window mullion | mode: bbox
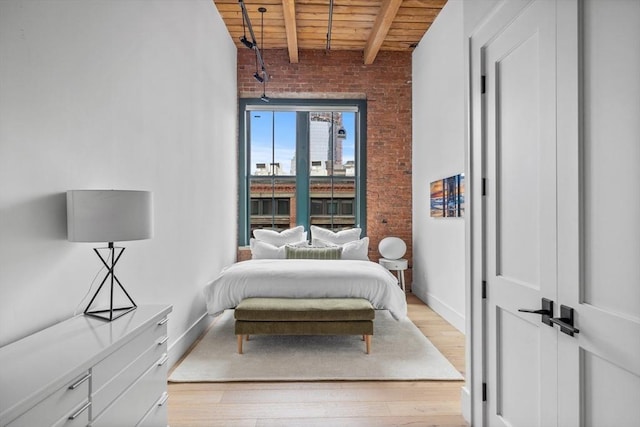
[355,104,366,234]
[296,112,309,233]
[329,112,335,228]
[238,108,251,245]
[270,111,276,228]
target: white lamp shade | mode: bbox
[378,237,406,260]
[67,190,153,243]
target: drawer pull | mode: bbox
[157,392,169,406]
[157,353,169,366]
[68,373,91,390]
[68,401,91,420]
[158,336,169,345]
[157,317,169,326]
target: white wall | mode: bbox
[0,0,238,363]
[412,0,466,332]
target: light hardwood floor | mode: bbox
[168,294,467,427]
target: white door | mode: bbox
[556,0,640,425]
[483,1,558,426]
[480,0,640,426]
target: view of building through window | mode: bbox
[247,108,358,237]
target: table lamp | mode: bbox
[378,237,407,260]
[67,190,153,321]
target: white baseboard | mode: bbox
[413,289,465,334]
[461,385,471,424]
[167,312,214,369]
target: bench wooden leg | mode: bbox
[237,335,243,354]
[365,335,371,354]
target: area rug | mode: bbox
[169,309,463,382]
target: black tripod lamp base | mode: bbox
[83,244,138,322]
[85,305,137,322]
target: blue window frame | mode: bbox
[238,99,367,245]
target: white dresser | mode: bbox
[0,305,172,427]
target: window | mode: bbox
[309,198,355,228]
[238,99,367,245]
[250,198,290,216]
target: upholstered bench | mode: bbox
[234,297,375,354]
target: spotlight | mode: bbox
[253,72,264,83]
[240,35,254,49]
[261,94,270,103]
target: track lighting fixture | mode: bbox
[255,4,269,103]
[240,35,254,50]
[238,0,269,83]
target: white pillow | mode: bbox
[310,225,361,245]
[250,238,309,259]
[312,237,370,261]
[253,226,307,247]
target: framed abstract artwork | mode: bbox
[430,180,444,217]
[431,173,464,217]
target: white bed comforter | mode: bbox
[203,259,408,320]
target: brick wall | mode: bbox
[237,49,413,287]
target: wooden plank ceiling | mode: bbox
[212,0,447,64]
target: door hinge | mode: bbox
[482,281,487,299]
[482,383,487,402]
[482,178,487,196]
[481,75,486,94]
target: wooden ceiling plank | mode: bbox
[363,0,403,64]
[213,0,445,55]
[281,0,299,63]
[298,0,384,6]
[402,0,447,7]
[216,3,283,13]
[297,4,379,16]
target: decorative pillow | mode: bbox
[312,237,370,261]
[285,245,343,260]
[250,238,308,259]
[253,226,307,247]
[310,225,361,244]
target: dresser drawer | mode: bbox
[136,392,168,427]
[51,401,91,427]
[92,334,167,418]
[7,372,90,427]
[92,320,167,393]
[91,352,169,427]
[151,314,170,339]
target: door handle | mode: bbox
[518,298,554,327]
[519,309,550,315]
[550,305,579,336]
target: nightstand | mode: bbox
[379,258,408,292]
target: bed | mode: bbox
[203,259,408,320]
